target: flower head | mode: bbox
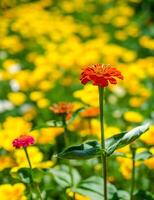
[80,64,124,87]
[12,135,35,149]
[50,102,73,119]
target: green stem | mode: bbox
[23,148,43,200]
[98,87,107,200]
[62,115,75,200]
[73,192,76,199]
[130,149,136,200]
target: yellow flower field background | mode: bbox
[0,0,154,199]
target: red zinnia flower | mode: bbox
[50,102,73,119]
[12,135,35,149]
[80,64,124,87]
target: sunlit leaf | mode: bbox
[57,141,102,160]
[73,176,117,200]
[105,124,149,156]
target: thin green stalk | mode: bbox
[98,87,107,200]
[62,115,75,200]
[130,149,136,200]
[23,148,43,200]
[73,192,76,199]
[24,147,33,170]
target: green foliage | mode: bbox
[58,124,150,160]
[135,150,153,161]
[105,124,149,156]
[134,190,154,200]
[11,168,44,184]
[57,141,102,160]
[73,176,117,200]
[47,165,128,200]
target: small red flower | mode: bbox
[80,64,124,87]
[12,135,35,149]
[50,102,73,119]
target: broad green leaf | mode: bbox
[12,168,32,184]
[117,190,130,200]
[105,124,149,156]
[73,176,117,200]
[58,165,81,187]
[49,169,71,188]
[57,141,102,160]
[135,150,153,161]
[48,165,81,188]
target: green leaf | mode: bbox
[57,141,102,160]
[11,168,32,184]
[73,176,117,200]
[49,169,71,188]
[135,150,153,161]
[32,168,45,183]
[48,165,81,188]
[117,190,130,200]
[134,190,154,200]
[11,168,44,184]
[111,152,128,158]
[105,124,149,156]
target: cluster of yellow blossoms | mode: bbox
[0,0,154,198]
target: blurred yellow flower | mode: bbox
[0,183,27,200]
[30,91,44,101]
[37,98,50,108]
[105,126,121,138]
[74,85,98,107]
[0,117,31,151]
[144,148,154,169]
[123,111,143,123]
[0,156,15,171]
[33,127,63,144]
[140,125,154,145]
[14,146,43,167]
[117,157,141,179]
[8,92,26,106]
[129,97,145,108]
